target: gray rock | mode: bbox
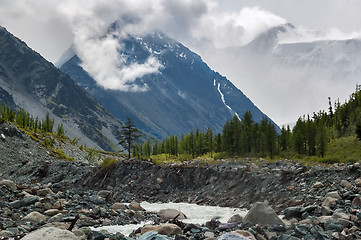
[277,234,300,240]
[11,196,39,208]
[340,180,352,190]
[227,214,243,223]
[324,219,344,232]
[324,191,341,200]
[0,230,13,238]
[37,188,54,196]
[0,179,17,190]
[22,211,46,223]
[244,202,284,225]
[216,233,249,240]
[21,227,79,240]
[321,206,333,216]
[139,231,170,240]
[157,208,187,220]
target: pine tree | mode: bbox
[118,117,141,159]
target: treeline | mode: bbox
[0,103,64,136]
[135,85,361,160]
[134,111,278,159]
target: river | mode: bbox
[92,201,247,236]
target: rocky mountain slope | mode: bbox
[60,32,277,138]
[0,26,122,151]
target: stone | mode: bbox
[0,179,17,190]
[88,195,105,205]
[332,212,349,220]
[340,180,353,190]
[227,214,243,223]
[130,201,144,211]
[111,202,127,210]
[324,191,342,200]
[231,230,256,240]
[141,223,182,236]
[157,208,187,220]
[321,206,333,216]
[244,202,284,225]
[37,188,54,196]
[264,231,277,240]
[322,197,337,208]
[11,196,39,208]
[97,190,112,198]
[205,232,215,238]
[48,213,64,223]
[355,178,361,187]
[22,211,47,223]
[139,231,169,240]
[277,234,300,240]
[0,230,13,238]
[217,232,251,240]
[52,201,63,209]
[21,227,79,240]
[218,222,238,231]
[352,196,361,207]
[44,209,62,216]
[324,219,344,232]
[312,182,324,189]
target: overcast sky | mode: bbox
[0,0,360,125]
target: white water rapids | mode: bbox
[92,201,247,236]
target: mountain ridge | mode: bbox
[0,26,122,150]
[61,31,278,138]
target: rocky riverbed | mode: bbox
[1,122,361,239]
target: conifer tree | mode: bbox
[118,117,141,159]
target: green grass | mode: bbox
[321,135,361,163]
[101,157,118,168]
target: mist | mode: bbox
[0,0,360,124]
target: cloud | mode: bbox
[191,6,287,48]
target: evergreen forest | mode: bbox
[135,85,361,163]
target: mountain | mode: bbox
[0,26,122,151]
[204,23,361,125]
[60,32,277,138]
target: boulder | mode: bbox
[283,205,316,219]
[157,208,187,220]
[0,179,17,190]
[231,230,256,240]
[322,197,337,208]
[217,232,251,240]
[355,178,361,187]
[22,211,46,223]
[227,214,243,223]
[141,223,182,236]
[10,196,39,208]
[340,180,353,190]
[97,190,112,198]
[111,202,127,210]
[325,191,342,200]
[352,196,361,207]
[44,209,62,216]
[312,182,324,189]
[244,202,284,225]
[21,227,79,240]
[130,201,144,211]
[37,188,54,197]
[139,231,169,240]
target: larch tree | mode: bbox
[118,117,141,159]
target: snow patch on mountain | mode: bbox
[216,81,240,120]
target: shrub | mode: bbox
[101,157,117,168]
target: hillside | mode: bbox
[0,26,122,150]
